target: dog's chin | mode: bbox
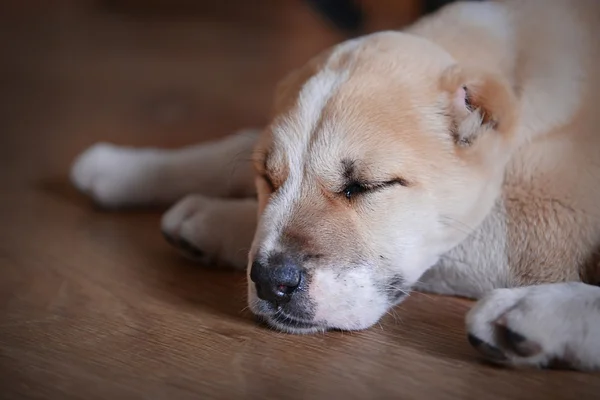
[256,313,328,335]
[248,287,411,334]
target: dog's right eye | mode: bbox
[340,178,409,200]
[342,182,369,200]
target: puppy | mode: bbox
[70,0,600,371]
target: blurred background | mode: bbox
[11,2,596,400]
[0,0,436,165]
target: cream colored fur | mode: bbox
[70,0,600,371]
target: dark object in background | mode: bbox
[305,0,465,36]
[303,0,364,35]
[422,0,461,14]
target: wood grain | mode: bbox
[0,1,598,399]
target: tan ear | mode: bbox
[440,65,517,147]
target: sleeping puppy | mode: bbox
[70,0,600,370]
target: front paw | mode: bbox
[466,283,600,371]
[70,143,160,208]
[161,195,255,269]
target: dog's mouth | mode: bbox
[257,312,326,334]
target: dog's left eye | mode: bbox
[342,182,369,199]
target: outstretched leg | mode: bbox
[466,282,600,371]
[70,128,259,208]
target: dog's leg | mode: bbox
[465,282,600,371]
[161,195,258,269]
[70,128,259,208]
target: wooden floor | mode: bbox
[0,1,598,399]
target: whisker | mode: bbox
[239,305,250,314]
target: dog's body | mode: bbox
[71,0,600,371]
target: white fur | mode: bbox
[466,283,600,370]
[311,268,389,330]
[70,142,166,207]
[415,201,511,298]
[71,129,259,207]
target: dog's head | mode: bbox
[247,32,517,333]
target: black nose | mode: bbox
[250,256,302,305]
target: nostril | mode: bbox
[275,263,302,289]
[275,271,301,297]
[250,260,264,284]
[250,256,303,304]
[277,283,298,295]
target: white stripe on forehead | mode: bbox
[274,67,350,164]
[266,68,349,241]
[257,38,366,252]
[277,66,351,194]
[271,36,365,164]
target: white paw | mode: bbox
[466,283,600,371]
[161,195,256,270]
[70,143,161,208]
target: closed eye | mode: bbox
[341,178,409,200]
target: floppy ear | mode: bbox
[440,65,517,147]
